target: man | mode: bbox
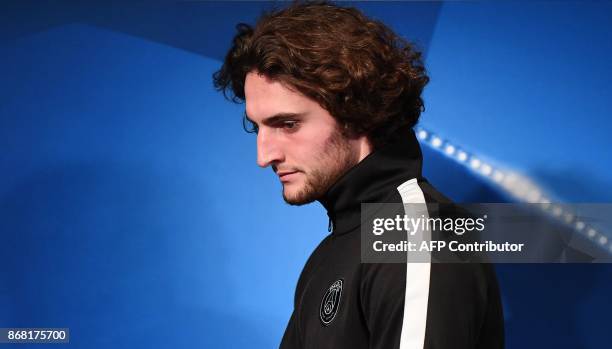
[213,1,504,348]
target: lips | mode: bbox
[277,171,300,182]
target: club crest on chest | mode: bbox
[320,279,343,326]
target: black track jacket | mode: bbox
[279,128,504,349]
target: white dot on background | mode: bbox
[493,170,505,183]
[526,190,541,203]
[511,182,530,199]
[587,228,597,238]
[481,164,492,176]
[431,137,442,148]
[418,130,428,140]
[599,236,608,245]
[470,158,481,169]
[457,151,468,162]
[575,221,585,231]
[503,173,518,187]
[445,145,455,155]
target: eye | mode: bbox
[281,120,299,131]
[243,115,259,134]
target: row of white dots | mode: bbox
[415,126,612,254]
[544,204,611,251]
[418,128,539,200]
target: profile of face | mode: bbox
[244,72,365,205]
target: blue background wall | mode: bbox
[1,1,611,348]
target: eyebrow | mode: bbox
[245,112,306,127]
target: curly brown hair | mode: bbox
[213,0,429,148]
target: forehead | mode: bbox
[244,72,315,121]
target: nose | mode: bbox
[256,129,284,168]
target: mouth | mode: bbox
[277,171,300,182]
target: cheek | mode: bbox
[302,134,328,153]
[287,124,338,169]
[300,126,335,149]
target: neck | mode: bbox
[352,136,373,163]
[318,127,423,235]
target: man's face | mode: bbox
[244,72,360,205]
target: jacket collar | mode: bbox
[318,127,423,235]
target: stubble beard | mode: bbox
[282,128,358,206]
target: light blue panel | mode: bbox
[423,1,612,202]
[422,3,612,349]
[0,23,327,348]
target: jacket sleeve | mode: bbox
[279,310,301,349]
[360,262,504,349]
[360,262,413,349]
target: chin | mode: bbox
[282,184,315,206]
